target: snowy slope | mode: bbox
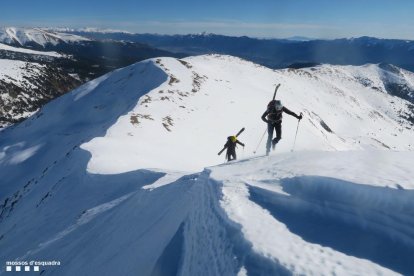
[0,59,49,87]
[1,55,414,275]
[81,55,414,173]
[0,43,63,57]
[306,63,414,104]
[208,151,414,275]
[0,27,89,47]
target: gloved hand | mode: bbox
[297,113,303,120]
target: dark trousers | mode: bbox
[226,150,236,161]
[266,122,282,154]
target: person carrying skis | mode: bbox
[222,135,245,161]
[261,100,302,155]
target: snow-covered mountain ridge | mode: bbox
[0,28,180,128]
[80,55,414,173]
[1,55,413,275]
[46,27,133,34]
[0,27,89,47]
[0,43,63,57]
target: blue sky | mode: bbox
[1,0,413,39]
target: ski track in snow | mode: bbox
[1,55,414,275]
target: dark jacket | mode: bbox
[261,106,299,124]
[224,137,245,153]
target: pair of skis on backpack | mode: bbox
[218,84,282,160]
[217,127,245,157]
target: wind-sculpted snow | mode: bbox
[1,55,414,275]
[0,59,175,275]
[210,151,414,275]
[3,148,413,275]
[0,59,167,194]
[249,177,414,275]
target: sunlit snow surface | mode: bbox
[0,59,45,87]
[82,55,414,173]
[0,55,413,275]
[0,43,63,57]
[211,151,414,275]
[0,27,89,47]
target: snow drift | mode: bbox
[1,55,414,275]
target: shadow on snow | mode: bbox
[248,176,414,275]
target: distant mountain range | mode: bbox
[3,27,414,74]
[0,27,181,127]
[0,27,182,80]
[67,30,414,72]
[2,27,414,128]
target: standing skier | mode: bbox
[221,135,245,161]
[261,100,302,155]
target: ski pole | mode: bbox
[291,113,303,152]
[253,128,267,154]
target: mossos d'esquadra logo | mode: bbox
[4,260,61,273]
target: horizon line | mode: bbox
[1,25,414,42]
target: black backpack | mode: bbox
[267,99,276,111]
